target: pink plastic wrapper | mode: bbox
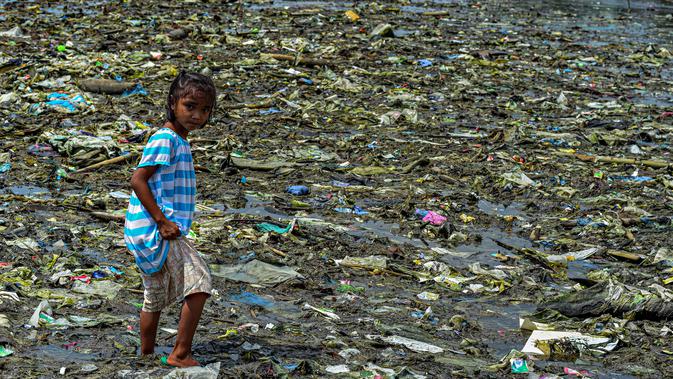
[422,211,447,225]
[564,367,591,377]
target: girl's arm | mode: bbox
[130,166,181,240]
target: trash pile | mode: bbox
[1,0,672,377]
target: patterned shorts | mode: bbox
[141,238,212,312]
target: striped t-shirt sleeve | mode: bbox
[138,131,173,167]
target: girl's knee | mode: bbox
[185,291,209,301]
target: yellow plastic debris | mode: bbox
[345,10,360,22]
[459,213,475,223]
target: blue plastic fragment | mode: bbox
[411,310,425,318]
[259,107,282,115]
[287,185,309,196]
[540,138,570,147]
[608,176,654,183]
[45,100,76,112]
[577,217,592,226]
[105,266,124,276]
[238,252,256,262]
[417,59,433,67]
[334,206,369,215]
[230,291,276,309]
[415,209,429,218]
[577,217,608,227]
[353,206,368,215]
[121,83,148,97]
[548,176,567,186]
[38,92,90,113]
[256,221,293,234]
[284,363,299,372]
[331,180,351,187]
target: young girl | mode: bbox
[124,71,216,367]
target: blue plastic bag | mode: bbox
[287,185,309,196]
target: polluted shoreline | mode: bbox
[1,0,673,377]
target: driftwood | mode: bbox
[78,78,135,95]
[228,155,298,171]
[422,11,451,16]
[222,100,275,110]
[89,211,125,223]
[556,151,670,169]
[263,53,332,67]
[0,194,126,224]
[400,157,430,174]
[606,249,644,262]
[75,152,140,173]
[543,280,673,320]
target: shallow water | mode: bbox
[477,199,526,218]
[3,185,51,199]
[25,345,101,362]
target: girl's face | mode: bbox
[171,90,213,136]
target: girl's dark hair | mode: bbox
[166,70,217,122]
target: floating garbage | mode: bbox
[286,185,309,196]
[256,219,296,234]
[415,209,447,225]
[0,346,13,358]
[30,92,92,114]
[210,260,303,286]
[120,83,148,98]
[521,330,616,359]
[367,335,444,354]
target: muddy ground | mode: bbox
[1,0,673,378]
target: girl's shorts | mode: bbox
[141,238,212,312]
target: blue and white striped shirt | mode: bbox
[124,128,196,275]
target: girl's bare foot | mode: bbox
[166,354,200,367]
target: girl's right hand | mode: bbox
[158,219,181,240]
